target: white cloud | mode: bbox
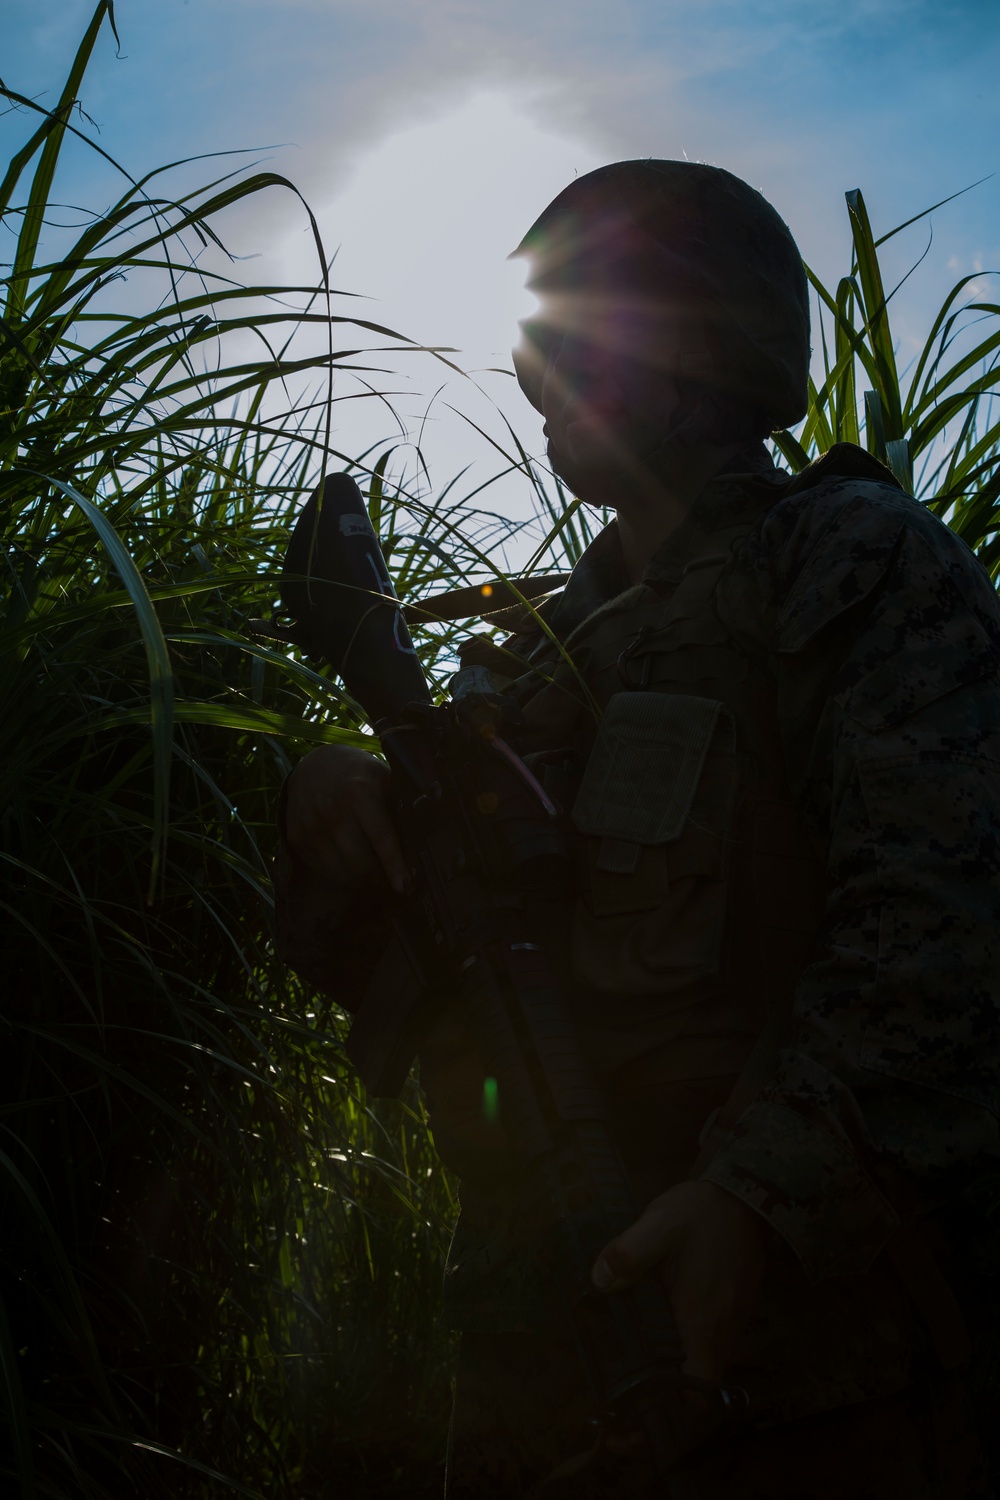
[228,88,604,524]
[13,0,996,516]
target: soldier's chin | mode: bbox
[562,412,631,466]
[546,431,649,506]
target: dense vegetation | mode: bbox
[2,4,1000,1496]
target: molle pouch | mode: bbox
[571,691,738,997]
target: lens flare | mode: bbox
[482,1076,500,1125]
[503,253,542,330]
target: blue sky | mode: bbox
[5,0,1000,508]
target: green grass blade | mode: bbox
[6,3,113,326]
[872,176,994,250]
[27,473,174,899]
[885,437,914,491]
[0,1293,38,1500]
[770,429,811,471]
[845,189,902,439]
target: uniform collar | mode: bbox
[547,443,786,636]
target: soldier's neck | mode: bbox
[615,441,744,582]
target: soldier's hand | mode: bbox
[282,744,408,893]
[590,1179,765,1385]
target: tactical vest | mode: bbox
[446,454,972,1383]
[442,486,833,1332]
[461,491,829,1098]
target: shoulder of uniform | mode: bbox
[762,442,966,571]
[767,443,913,544]
[782,441,904,499]
[751,443,1000,651]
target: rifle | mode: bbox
[275,471,744,1493]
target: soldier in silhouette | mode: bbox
[277,161,999,1496]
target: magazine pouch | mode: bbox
[571,691,737,997]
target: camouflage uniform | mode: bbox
[276,439,1000,1495]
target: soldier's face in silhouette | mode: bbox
[513,214,714,503]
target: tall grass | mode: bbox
[0,5,470,1495]
[772,184,1000,565]
[3,7,1000,1498]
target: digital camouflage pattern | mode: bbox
[704,445,1000,1278]
[439,440,1000,1425]
[274,440,1000,1456]
[499,441,1000,1239]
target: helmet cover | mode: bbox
[511,159,810,433]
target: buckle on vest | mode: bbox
[617,625,654,690]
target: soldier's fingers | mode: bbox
[591,1195,682,1293]
[354,795,408,894]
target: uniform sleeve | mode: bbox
[702,485,1000,1281]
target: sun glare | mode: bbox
[503,253,543,333]
[263,89,603,509]
[305,90,602,360]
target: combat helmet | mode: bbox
[511,159,811,437]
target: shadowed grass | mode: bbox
[0,6,470,1495]
[773,183,1000,571]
